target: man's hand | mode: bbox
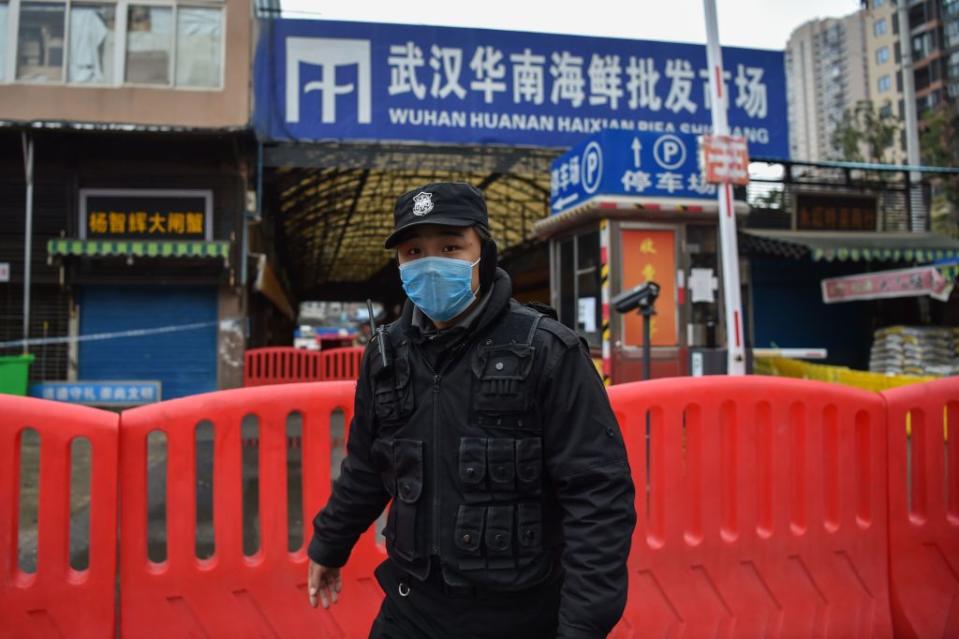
[307,560,342,609]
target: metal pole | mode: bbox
[702,0,746,375]
[896,0,923,231]
[641,307,653,381]
[21,132,34,355]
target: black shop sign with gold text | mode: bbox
[80,189,213,240]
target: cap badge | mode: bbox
[412,192,434,216]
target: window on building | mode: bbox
[878,74,892,93]
[946,21,959,48]
[946,0,959,18]
[0,2,8,81]
[125,5,172,84]
[68,4,116,84]
[874,18,887,36]
[876,46,889,65]
[874,0,884,7]
[1,1,224,89]
[16,2,66,81]
[174,6,222,88]
[950,51,959,80]
[879,102,893,118]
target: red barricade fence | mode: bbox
[2,375,958,638]
[882,378,959,639]
[320,347,365,382]
[243,347,325,387]
[117,381,384,638]
[0,397,119,639]
[608,376,893,638]
[243,347,365,386]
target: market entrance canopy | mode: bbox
[740,230,959,263]
[253,18,788,296]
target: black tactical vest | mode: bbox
[367,301,562,590]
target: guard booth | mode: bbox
[533,130,749,384]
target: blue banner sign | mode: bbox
[254,20,788,157]
[550,129,717,214]
[30,381,162,406]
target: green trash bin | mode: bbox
[0,354,35,396]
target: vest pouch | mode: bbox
[487,438,516,498]
[516,502,543,555]
[458,437,488,502]
[371,349,414,423]
[391,438,423,562]
[515,437,543,497]
[484,505,515,570]
[371,438,396,497]
[471,344,535,414]
[453,504,486,571]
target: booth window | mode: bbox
[555,229,601,347]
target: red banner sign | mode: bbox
[700,134,750,185]
[822,266,953,303]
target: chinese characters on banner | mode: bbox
[621,229,677,346]
[550,129,716,213]
[257,20,788,155]
[700,134,750,185]
[30,381,162,405]
[822,266,952,303]
[82,191,211,240]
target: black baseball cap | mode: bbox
[384,182,489,249]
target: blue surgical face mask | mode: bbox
[399,255,481,323]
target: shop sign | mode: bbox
[550,129,716,214]
[30,380,162,406]
[822,266,952,303]
[796,194,877,231]
[254,19,788,156]
[700,134,749,185]
[80,189,212,240]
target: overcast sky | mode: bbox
[279,0,863,51]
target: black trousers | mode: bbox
[368,559,562,639]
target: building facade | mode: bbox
[863,0,908,163]
[0,0,256,400]
[786,11,870,162]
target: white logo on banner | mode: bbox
[286,37,372,124]
[412,192,434,216]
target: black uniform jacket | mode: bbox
[309,269,636,638]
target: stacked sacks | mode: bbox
[869,326,958,376]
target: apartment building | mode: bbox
[786,11,870,162]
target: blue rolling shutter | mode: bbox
[79,286,217,400]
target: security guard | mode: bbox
[307,182,636,638]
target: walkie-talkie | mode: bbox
[367,299,390,369]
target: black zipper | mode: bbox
[413,335,486,557]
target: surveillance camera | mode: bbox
[611,281,661,314]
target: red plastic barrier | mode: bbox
[0,397,119,639]
[118,381,385,638]
[243,347,324,386]
[607,376,892,638]
[320,347,364,381]
[882,378,959,639]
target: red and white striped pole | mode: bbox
[702,0,746,375]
